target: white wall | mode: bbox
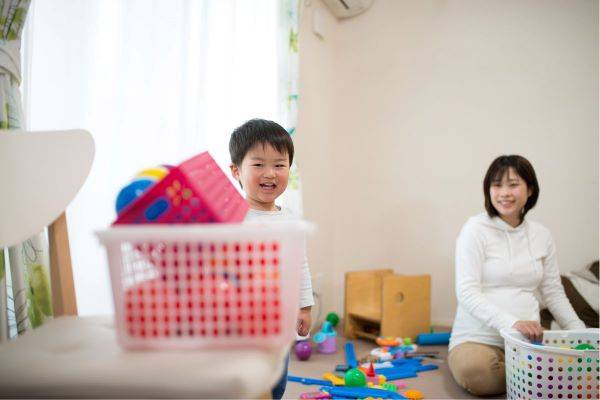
[297,0,599,326]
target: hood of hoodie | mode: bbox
[471,213,535,274]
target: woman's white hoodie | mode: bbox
[449,213,585,350]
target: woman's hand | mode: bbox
[296,307,312,337]
[512,320,544,343]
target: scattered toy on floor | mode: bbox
[295,340,313,361]
[314,321,337,353]
[288,375,331,386]
[344,368,367,387]
[299,391,332,399]
[289,339,438,399]
[403,389,424,400]
[323,372,345,386]
[321,385,406,399]
[345,342,358,368]
[415,332,450,346]
[325,312,340,327]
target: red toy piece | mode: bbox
[114,152,248,225]
[367,362,375,377]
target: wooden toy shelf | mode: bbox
[344,269,431,341]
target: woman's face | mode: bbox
[489,167,532,226]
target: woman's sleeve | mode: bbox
[538,235,585,329]
[455,224,519,331]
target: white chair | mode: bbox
[0,130,284,398]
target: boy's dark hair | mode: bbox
[483,155,540,221]
[229,119,294,166]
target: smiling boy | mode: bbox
[229,118,314,399]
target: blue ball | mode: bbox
[116,178,155,214]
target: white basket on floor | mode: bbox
[501,329,599,400]
[96,221,313,350]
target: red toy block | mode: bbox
[114,152,248,224]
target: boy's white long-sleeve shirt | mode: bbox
[449,213,585,350]
[244,208,314,309]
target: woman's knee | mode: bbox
[449,343,506,395]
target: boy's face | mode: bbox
[230,143,290,211]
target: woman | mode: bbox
[448,155,585,396]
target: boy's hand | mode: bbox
[296,307,312,337]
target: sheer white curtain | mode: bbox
[22,0,282,315]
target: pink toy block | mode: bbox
[114,152,248,224]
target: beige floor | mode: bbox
[285,337,505,400]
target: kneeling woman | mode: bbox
[448,155,585,396]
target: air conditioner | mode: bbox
[320,0,374,19]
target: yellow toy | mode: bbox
[403,389,424,400]
[376,337,401,347]
[322,372,345,386]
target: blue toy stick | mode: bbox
[376,369,418,380]
[391,358,423,366]
[344,342,358,368]
[287,375,332,386]
[321,386,406,399]
[416,332,451,345]
[415,363,439,372]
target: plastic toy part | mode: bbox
[325,312,340,327]
[314,332,337,353]
[345,342,358,368]
[321,321,335,335]
[313,332,326,344]
[135,166,170,181]
[314,321,337,353]
[415,332,450,345]
[366,363,375,377]
[115,178,155,214]
[295,340,312,361]
[299,391,332,399]
[376,337,401,347]
[288,375,331,386]
[365,374,386,385]
[335,364,350,372]
[321,386,407,399]
[573,343,595,350]
[344,368,367,387]
[403,389,424,400]
[323,372,345,386]
[114,152,248,224]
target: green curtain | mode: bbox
[278,0,303,214]
[0,0,53,342]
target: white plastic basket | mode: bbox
[501,328,599,399]
[96,221,313,350]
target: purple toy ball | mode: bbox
[294,340,312,361]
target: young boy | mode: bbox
[229,118,314,399]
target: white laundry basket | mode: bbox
[96,221,313,350]
[501,329,599,399]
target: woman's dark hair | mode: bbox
[483,155,539,221]
[229,119,294,166]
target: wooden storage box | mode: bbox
[343,269,431,341]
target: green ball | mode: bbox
[344,368,367,387]
[326,312,340,327]
[403,337,413,345]
[573,343,595,350]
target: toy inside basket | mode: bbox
[502,329,599,400]
[114,152,248,225]
[97,222,312,350]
